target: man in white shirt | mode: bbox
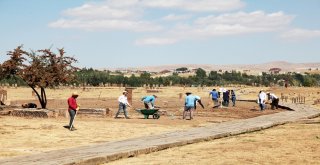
[258,90,267,111]
[115,91,131,119]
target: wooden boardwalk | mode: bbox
[0,103,319,165]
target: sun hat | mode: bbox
[72,91,79,96]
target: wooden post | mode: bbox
[0,89,7,104]
[125,87,136,106]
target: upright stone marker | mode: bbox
[125,87,136,105]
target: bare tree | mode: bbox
[0,46,78,108]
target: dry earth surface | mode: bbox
[0,86,320,164]
[107,120,320,165]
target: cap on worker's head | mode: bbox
[123,91,128,94]
[185,92,192,95]
[266,92,270,94]
[72,91,79,96]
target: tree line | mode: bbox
[2,61,320,88]
[1,67,320,88]
[73,68,320,87]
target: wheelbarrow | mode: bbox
[135,109,160,119]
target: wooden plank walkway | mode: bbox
[0,103,319,165]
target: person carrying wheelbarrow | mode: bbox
[141,95,157,109]
[183,92,204,120]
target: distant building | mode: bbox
[269,68,281,74]
[174,67,190,73]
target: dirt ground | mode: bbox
[0,86,320,163]
[0,101,279,159]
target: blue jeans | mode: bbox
[259,99,266,110]
[68,110,76,128]
[223,99,229,107]
[115,103,129,118]
[231,97,236,106]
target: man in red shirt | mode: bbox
[67,92,79,131]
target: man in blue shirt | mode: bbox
[209,89,219,108]
[141,95,157,109]
[184,92,204,120]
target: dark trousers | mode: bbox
[68,110,76,127]
[183,106,195,119]
[212,98,219,108]
[223,99,229,107]
[271,98,279,109]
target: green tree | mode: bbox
[196,68,206,78]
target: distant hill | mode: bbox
[102,61,320,73]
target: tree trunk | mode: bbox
[40,87,47,108]
[30,86,47,109]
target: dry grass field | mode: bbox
[108,121,320,165]
[0,86,319,163]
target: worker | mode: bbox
[184,92,204,120]
[141,95,157,109]
[258,89,267,111]
[267,92,279,110]
[209,89,219,108]
[115,91,131,119]
[67,92,80,131]
[231,90,236,106]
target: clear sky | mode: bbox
[1,0,320,68]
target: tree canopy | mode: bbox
[0,46,78,108]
